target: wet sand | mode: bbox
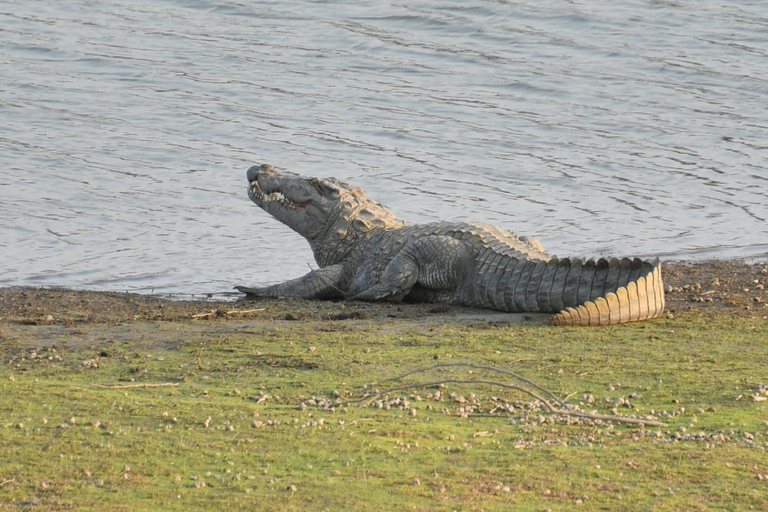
[1,261,765,327]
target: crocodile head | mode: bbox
[246,164,405,243]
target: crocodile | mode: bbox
[235,164,665,326]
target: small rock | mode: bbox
[287,484,298,492]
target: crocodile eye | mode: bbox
[311,178,340,198]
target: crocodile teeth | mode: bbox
[250,180,264,200]
[250,181,305,209]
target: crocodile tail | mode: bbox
[481,253,664,325]
[550,257,665,326]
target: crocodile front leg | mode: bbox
[350,236,474,302]
[236,263,350,300]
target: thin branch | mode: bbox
[93,383,179,389]
[226,308,265,315]
[341,363,668,428]
[340,379,557,411]
[192,308,264,319]
[0,478,15,487]
[466,412,664,427]
[369,362,569,409]
[547,410,666,427]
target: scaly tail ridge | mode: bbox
[552,258,665,326]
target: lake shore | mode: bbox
[1,261,766,326]
[1,260,767,511]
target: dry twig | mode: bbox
[192,308,265,319]
[373,362,568,408]
[340,362,667,428]
[93,383,179,389]
[226,308,265,315]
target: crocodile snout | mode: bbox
[247,164,274,183]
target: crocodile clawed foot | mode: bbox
[234,285,265,297]
[349,287,397,302]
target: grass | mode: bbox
[1,307,767,511]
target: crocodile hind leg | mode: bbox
[350,236,473,302]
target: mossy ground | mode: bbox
[1,299,767,511]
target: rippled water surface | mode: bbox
[2,0,767,296]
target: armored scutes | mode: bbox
[236,164,665,326]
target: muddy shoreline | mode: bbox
[1,261,766,326]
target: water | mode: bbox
[2,0,767,297]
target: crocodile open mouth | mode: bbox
[250,180,307,210]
